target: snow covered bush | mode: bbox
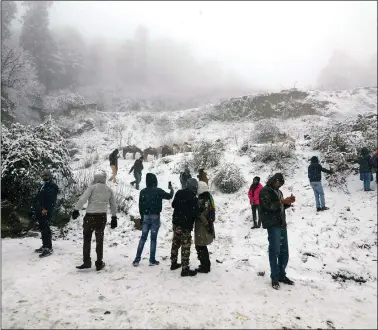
[252,119,281,143]
[43,91,86,116]
[213,163,245,193]
[113,183,134,214]
[192,139,224,170]
[253,144,295,163]
[154,114,173,133]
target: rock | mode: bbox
[104,311,110,315]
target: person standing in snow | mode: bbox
[371,149,378,183]
[170,178,200,277]
[248,176,263,228]
[194,181,215,273]
[357,147,374,191]
[32,169,59,258]
[308,156,333,212]
[108,149,119,184]
[180,164,192,189]
[72,172,117,271]
[197,168,209,185]
[129,156,144,190]
[132,173,174,266]
[259,173,295,290]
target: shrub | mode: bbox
[253,144,294,163]
[213,163,245,193]
[154,114,173,133]
[113,183,134,214]
[192,139,224,170]
[252,119,281,143]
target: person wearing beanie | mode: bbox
[108,149,119,184]
[31,169,59,258]
[72,172,117,271]
[132,173,174,267]
[194,181,215,273]
[308,156,333,211]
[170,178,200,277]
[259,173,296,290]
[248,176,263,228]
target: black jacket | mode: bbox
[308,157,332,182]
[259,185,290,229]
[109,150,118,167]
[34,180,59,218]
[139,173,174,216]
[130,159,143,174]
[180,171,192,185]
[172,188,199,231]
[358,155,373,173]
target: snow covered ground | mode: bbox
[2,88,377,329]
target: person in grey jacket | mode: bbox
[72,172,117,271]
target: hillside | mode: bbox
[2,87,377,329]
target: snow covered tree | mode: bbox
[1,0,17,40]
[213,163,245,193]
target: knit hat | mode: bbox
[271,172,285,183]
[42,169,52,178]
[186,178,198,194]
[197,181,209,195]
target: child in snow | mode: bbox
[248,176,263,229]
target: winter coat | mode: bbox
[74,173,117,216]
[180,171,192,186]
[358,155,373,173]
[194,193,215,246]
[248,184,263,205]
[259,185,291,229]
[139,173,174,216]
[371,154,378,169]
[197,170,209,185]
[34,180,59,217]
[130,159,143,174]
[109,150,118,168]
[308,156,332,182]
[172,188,200,231]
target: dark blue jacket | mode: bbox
[34,180,59,218]
[308,156,332,182]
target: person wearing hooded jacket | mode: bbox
[32,169,59,258]
[132,173,174,266]
[108,149,119,183]
[72,172,117,271]
[308,156,333,211]
[248,176,263,228]
[170,178,200,277]
[358,147,374,191]
[194,181,215,273]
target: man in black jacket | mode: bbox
[32,169,59,258]
[308,156,333,211]
[132,173,174,266]
[108,149,119,184]
[170,178,200,277]
[129,156,144,190]
[179,165,192,189]
[260,173,295,290]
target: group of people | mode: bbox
[29,147,376,289]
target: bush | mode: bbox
[252,119,281,143]
[192,139,223,170]
[44,91,86,116]
[213,163,245,193]
[253,144,294,163]
[113,183,134,214]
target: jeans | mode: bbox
[267,227,289,281]
[251,205,261,227]
[360,172,372,191]
[310,182,325,209]
[132,172,142,189]
[135,214,160,263]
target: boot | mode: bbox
[272,280,280,290]
[76,262,92,269]
[321,206,329,211]
[35,246,44,253]
[170,262,181,270]
[181,268,197,277]
[316,207,322,212]
[39,248,53,258]
[251,221,259,229]
[95,261,105,271]
[196,265,210,273]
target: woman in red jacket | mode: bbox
[248,176,263,229]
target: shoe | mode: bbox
[321,206,329,211]
[34,246,44,253]
[316,207,322,212]
[149,260,160,266]
[272,280,280,290]
[170,262,181,270]
[76,262,92,269]
[278,276,294,285]
[39,248,53,258]
[95,261,105,271]
[132,260,139,267]
[197,265,210,273]
[181,268,197,277]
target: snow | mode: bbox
[2,88,377,329]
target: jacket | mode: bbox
[248,184,263,205]
[74,173,117,216]
[259,185,291,229]
[358,155,373,173]
[194,193,215,246]
[130,159,143,174]
[139,173,174,216]
[109,150,118,168]
[371,154,378,169]
[180,171,192,186]
[197,170,209,185]
[172,188,199,231]
[34,180,59,217]
[308,156,332,182]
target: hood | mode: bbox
[146,173,157,187]
[113,149,119,155]
[310,156,319,163]
[361,147,369,156]
[271,172,285,183]
[252,176,260,183]
[93,172,106,184]
[197,181,209,195]
[186,178,198,194]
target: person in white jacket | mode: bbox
[72,172,117,271]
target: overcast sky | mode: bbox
[40,1,378,89]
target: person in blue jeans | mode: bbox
[308,156,333,212]
[133,173,174,266]
[358,147,373,191]
[259,173,295,290]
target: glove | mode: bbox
[72,210,80,220]
[111,216,118,229]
